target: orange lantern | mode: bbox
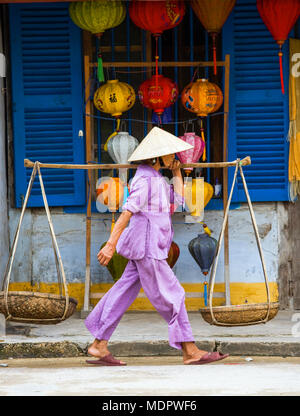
[181,79,223,160]
[96,177,129,231]
[191,0,236,75]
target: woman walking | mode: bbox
[85,127,229,366]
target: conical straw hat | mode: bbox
[128,127,194,162]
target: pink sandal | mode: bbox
[185,351,229,365]
[86,353,127,366]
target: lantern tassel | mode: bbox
[104,118,121,152]
[111,212,115,233]
[279,50,285,95]
[97,52,105,83]
[203,281,208,306]
[200,122,206,162]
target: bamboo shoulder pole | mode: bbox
[24,156,251,170]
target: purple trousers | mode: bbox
[84,257,195,350]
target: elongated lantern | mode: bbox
[184,179,214,217]
[257,0,300,94]
[69,1,126,82]
[191,0,236,75]
[188,232,217,275]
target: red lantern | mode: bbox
[167,241,180,269]
[257,0,300,94]
[138,74,179,116]
[129,0,186,36]
[130,0,185,94]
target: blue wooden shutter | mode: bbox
[222,0,290,202]
[9,2,85,208]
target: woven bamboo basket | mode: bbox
[0,291,78,324]
[199,302,279,326]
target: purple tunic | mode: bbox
[116,164,184,260]
[84,164,196,350]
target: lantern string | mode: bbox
[278,45,285,95]
[212,34,217,76]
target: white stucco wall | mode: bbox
[8,202,284,286]
[0,22,9,285]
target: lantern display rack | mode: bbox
[83,39,231,311]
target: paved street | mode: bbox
[1,356,300,396]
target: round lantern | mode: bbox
[177,132,205,176]
[107,131,139,185]
[181,78,223,117]
[130,0,185,104]
[94,79,136,150]
[129,0,185,37]
[96,177,126,211]
[69,0,126,37]
[69,1,126,83]
[94,79,135,118]
[139,74,178,116]
[181,79,223,160]
[191,0,236,75]
[96,177,129,231]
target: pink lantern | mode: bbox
[177,132,205,176]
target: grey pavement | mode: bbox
[1,356,300,396]
[1,310,300,359]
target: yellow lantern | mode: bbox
[69,1,126,83]
[94,79,136,151]
[69,0,126,37]
[184,179,214,217]
[181,78,223,160]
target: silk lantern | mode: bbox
[181,79,223,160]
[191,0,236,75]
[138,74,178,121]
[107,131,139,188]
[257,0,300,94]
[177,132,205,176]
[93,79,136,151]
[96,177,129,231]
[69,1,126,82]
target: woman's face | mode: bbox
[161,153,175,168]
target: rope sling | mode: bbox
[0,162,77,324]
[199,160,279,326]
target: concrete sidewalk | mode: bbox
[1,310,300,359]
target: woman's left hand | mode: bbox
[169,159,181,173]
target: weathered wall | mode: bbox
[0,19,9,285]
[8,202,283,286]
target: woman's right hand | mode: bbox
[97,242,115,266]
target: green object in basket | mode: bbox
[100,242,129,282]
